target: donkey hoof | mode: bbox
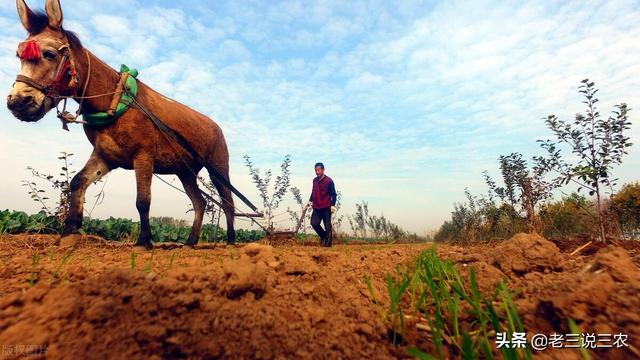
[58,234,82,249]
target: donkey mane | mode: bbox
[26,10,82,49]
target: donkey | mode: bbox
[7,0,236,248]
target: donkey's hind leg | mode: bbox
[178,173,206,247]
[207,167,236,245]
[133,153,154,250]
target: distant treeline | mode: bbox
[434,183,640,243]
[435,80,637,243]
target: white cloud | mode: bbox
[91,15,130,39]
[347,71,384,90]
[218,39,251,61]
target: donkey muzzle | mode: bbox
[7,93,45,122]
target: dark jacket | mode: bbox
[309,175,337,209]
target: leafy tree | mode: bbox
[434,189,483,243]
[345,200,407,241]
[460,189,483,242]
[434,188,529,243]
[481,201,525,239]
[243,154,292,231]
[333,191,344,233]
[484,152,555,233]
[536,79,632,241]
[348,201,369,238]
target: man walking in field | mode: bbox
[307,162,338,247]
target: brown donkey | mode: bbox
[7,0,237,248]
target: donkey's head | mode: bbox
[7,0,82,122]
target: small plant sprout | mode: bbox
[367,248,533,359]
[143,249,156,275]
[168,252,177,270]
[130,251,138,270]
[28,253,41,287]
[49,250,74,284]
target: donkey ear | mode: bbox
[45,0,63,29]
[16,0,36,32]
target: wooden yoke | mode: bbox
[107,72,130,116]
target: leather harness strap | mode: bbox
[15,41,79,98]
[15,74,50,94]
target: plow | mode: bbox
[264,205,312,242]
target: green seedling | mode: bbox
[168,251,177,270]
[568,319,592,360]
[47,249,56,262]
[28,253,41,287]
[50,250,74,284]
[368,247,534,359]
[130,251,138,270]
[143,249,155,275]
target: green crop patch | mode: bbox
[367,247,534,359]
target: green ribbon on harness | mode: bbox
[83,64,138,126]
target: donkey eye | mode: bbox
[43,50,57,60]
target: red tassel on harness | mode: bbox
[52,60,74,94]
[20,40,41,60]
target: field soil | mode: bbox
[0,233,638,359]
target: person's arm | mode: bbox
[329,180,337,206]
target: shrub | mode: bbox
[0,210,264,243]
[538,193,597,239]
[611,182,640,239]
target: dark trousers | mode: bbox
[311,207,332,246]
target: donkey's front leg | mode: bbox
[134,153,154,250]
[60,152,110,243]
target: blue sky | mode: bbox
[1,0,639,234]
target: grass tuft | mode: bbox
[28,253,41,287]
[367,247,533,359]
